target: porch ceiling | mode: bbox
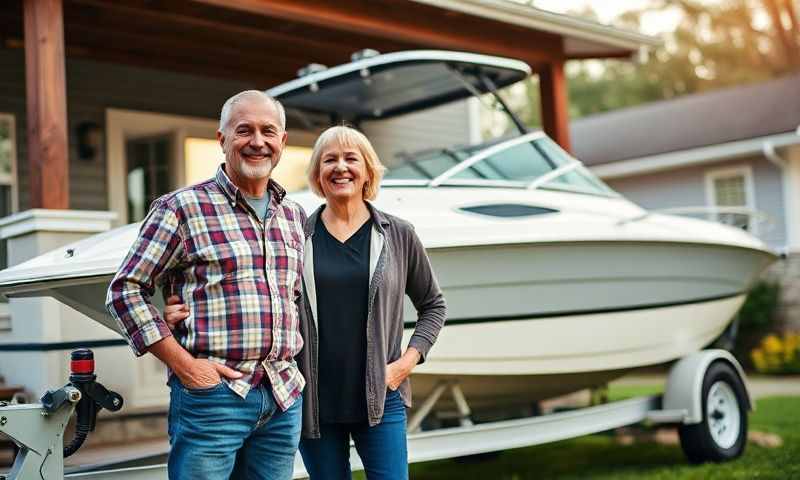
[1,0,575,87]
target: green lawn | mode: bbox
[354,395,799,480]
[606,384,664,402]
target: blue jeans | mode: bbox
[299,389,408,480]
[167,376,302,480]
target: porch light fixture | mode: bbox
[76,121,102,162]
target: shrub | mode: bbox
[729,280,781,368]
[751,331,800,374]
[738,280,780,333]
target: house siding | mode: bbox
[362,100,474,167]
[0,49,255,212]
[605,155,787,250]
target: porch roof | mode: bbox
[1,0,659,86]
[409,0,661,58]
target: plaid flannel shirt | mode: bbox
[106,165,306,409]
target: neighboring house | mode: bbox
[0,0,657,412]
[576,73,800,328]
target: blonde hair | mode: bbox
[308,125,386,201]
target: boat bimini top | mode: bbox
[267,49,530,123]
[269,49,616,197]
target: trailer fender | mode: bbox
[662,349,752,425]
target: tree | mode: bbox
[626,0,800,95]
[485,0,800,135]
[562,0,798,124]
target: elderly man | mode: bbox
[106,90,306,480]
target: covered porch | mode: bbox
[2,0,658,211]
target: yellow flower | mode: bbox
[766,355,782,370]
[784,332,799,362]
[751,349,768,372]
[762,334,783,355]
[784,332,799,352]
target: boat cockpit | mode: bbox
[269,49,617,198]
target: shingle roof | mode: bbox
[570,72,800,166]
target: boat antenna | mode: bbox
[477,73,529,135]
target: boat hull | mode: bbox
[411,240,770,327]
[0,190,775,408]
[405,294,745,409]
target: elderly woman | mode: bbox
[165,125,446,479]
[296,125,446,479]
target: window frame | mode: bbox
[0,112,19,213]
[704,164,757,234]
[0,112,18,328]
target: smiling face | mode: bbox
[217,97,287,189]
[318,141,368,202]
[308,125,385,201]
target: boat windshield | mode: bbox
[383,133,617,196]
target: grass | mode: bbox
[351,394,799,480]
[606,384,664,402]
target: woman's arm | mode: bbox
[386,224,446,389]
[402,225,447,363]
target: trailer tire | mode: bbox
[678,361,748,463]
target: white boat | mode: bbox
[0,50,777,412]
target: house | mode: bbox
[576,73,800,328]
[0,0,658,410]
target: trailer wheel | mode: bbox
[678,361,748,463]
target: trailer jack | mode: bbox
[0,349,123,480]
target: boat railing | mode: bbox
[620,206,775,235]
[526,161,581,190]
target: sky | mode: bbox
[530,0,684,35]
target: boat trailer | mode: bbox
[1,349,750,479]
[0,349,123,480]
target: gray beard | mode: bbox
[239,159,273,180]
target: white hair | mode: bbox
[219,90,286,132]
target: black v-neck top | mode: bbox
[313,215,372,424]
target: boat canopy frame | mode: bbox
[267,50,532,125]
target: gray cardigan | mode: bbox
[297,203,447,438]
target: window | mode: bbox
[126,135,172,223]
[184,138,313,193]
[184,137,222,186]
[459,204,558,218]
[0,113,18,331]
[705,166,756,233]
[108,110,319,226]
[0,114,16,267]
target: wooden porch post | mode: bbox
[24,0,69,209]
[539,61,572,153]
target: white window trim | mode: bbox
[0,112,19,213]
[704,164,757,235]
[106,109,219,226]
